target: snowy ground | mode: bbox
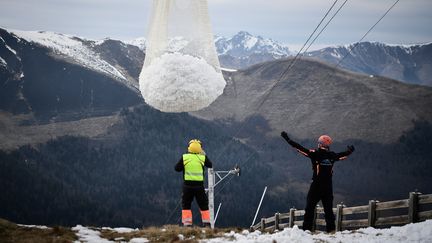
[72,225,148,243]
[19,220,431,242]
[204,220,432,243]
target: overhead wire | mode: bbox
[211,1,347,199]
[214,0,401,195]
[165,0,400,225]
[303,0,349,55]
[289,0,401,116]
[332,0,400,70]
[251,0,340,115]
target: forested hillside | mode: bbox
[0,104,276,228]
[1,104,431,228]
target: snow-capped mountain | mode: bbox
[0,28,143,116]
[8,30,145,91]
[214,31,293,70]
[306,42,432,86]
[122,31,293,70]
[215,31,292,58]
[122,32,432,87]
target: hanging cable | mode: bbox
[211,0,341,164]
[333,0,400,70]
[286,0,339,64]
[281,0,349,88]
[252,0,341,113]
[165,0,400,225]
[228,0,402,180]
[303,0,349,54]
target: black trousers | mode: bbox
[302,180,335,232]
[182,184,209,210]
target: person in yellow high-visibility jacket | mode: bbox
[175,139,213,227]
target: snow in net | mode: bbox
[139,0,226,113]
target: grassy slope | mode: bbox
[0,218,243,243]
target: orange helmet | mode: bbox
[318,135,332,148]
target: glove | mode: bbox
[347,145,355,153]
[281,131,290,141]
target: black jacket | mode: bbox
[175,153,213,186]
[286,139,353,181]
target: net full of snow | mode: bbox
[139,52,226,112]
[204,220,432,243]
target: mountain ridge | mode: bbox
[192,57,432,143]
[3,27,431,86]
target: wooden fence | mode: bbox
[251,192,432,232]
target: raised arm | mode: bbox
[335,145,355,160]
[281,131,311,156]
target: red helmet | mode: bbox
[318,135,332,148]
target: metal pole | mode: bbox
[208,168,215,228]
[251,186,268,227]
[214,203,222,224]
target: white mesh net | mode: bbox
[139,0,226,113]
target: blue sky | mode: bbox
[0,0,431,50]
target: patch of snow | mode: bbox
[17,89,25,100]
[17,224,50,229]
[11,30,127,82]
[244,36,258,50]
[5,44,17,55]
[129,238,149,243]
[330,50,342,59]
[204,220,432,243]
[402,46,414,55]
[221,67,237,72]
[213,36,224,42]
[101,227,138,233]
[139,52,226,112]
[72,225,113,243]
[0,56,7,67]
[124,37,146,51]
[386,42,432,48]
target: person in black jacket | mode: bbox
[281,131,354,233]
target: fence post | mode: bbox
[275,213,280,231]
[335,204,343,232]
[368,200,377,227]
[312,206,318,232]
[260,218,265,231]
[289,208,295,228]
[408,192,421,223]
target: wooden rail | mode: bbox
[251,192,432,232]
